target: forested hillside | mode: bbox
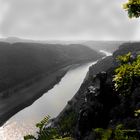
[0,42,103,94]
[83,41,124,53]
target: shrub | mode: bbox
[24,115,74,140]
[94,128,112,140]
[114,124,138,140]
[123,0,140,18]
[113,52,140,96]
[58,111,77,137]
[134,109,140,117]
[93,124,138,140]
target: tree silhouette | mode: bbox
[123,0,140,18]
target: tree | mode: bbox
[123,0,140,18]
[113,52,140,96]
[24,115,73,140]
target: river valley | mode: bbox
[0,61,98,140]
[0,50,111,140]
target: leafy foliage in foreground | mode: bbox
[134,109,140,117]
[94,124,138,140]
[57,110,77,137]
[24,115,73,140]
[123,0,140,18]
[113,52,140,96]
[24,52,140,140]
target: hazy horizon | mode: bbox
[0,36,139,42]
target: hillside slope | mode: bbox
[0,42,103,94]
[53,42,140,140]
[83,41,124,53]
[0,42,103,126]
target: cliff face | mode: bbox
[54,43,140,139]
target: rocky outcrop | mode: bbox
[75,71,120,139]
[54,43,140,140]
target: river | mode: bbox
[0,61,99,140]
[0,50,111,140]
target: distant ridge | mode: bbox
[0,37,126,47]
[0,37,129,54]
[0,41,103,93]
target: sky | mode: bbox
[0,0,140,41]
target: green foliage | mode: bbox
[134,109,140,116]
[24,115,58,140]
[24,115,73,140]
[37,127,60,140]
[24,135,36,140]
[113,52,140,96]
[36,115,50,132]
[94,128,112,140]
[58,111,77,137]
[114,124,138,140]
[56,138,73,140]
[123,0,140,18]
[94,124,138,140]
[117,52,131,64]
[116,124,124,130]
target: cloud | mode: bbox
[0,0,139,40]
[0,0,9,37]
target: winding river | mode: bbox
[0,50,111,140]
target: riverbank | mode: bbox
[54,55,113,125]
[0,58,99,127]
[0,63,77,126]
[0,60,99,140]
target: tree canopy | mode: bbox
[113,52,140,96]
[123,0,140,18]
